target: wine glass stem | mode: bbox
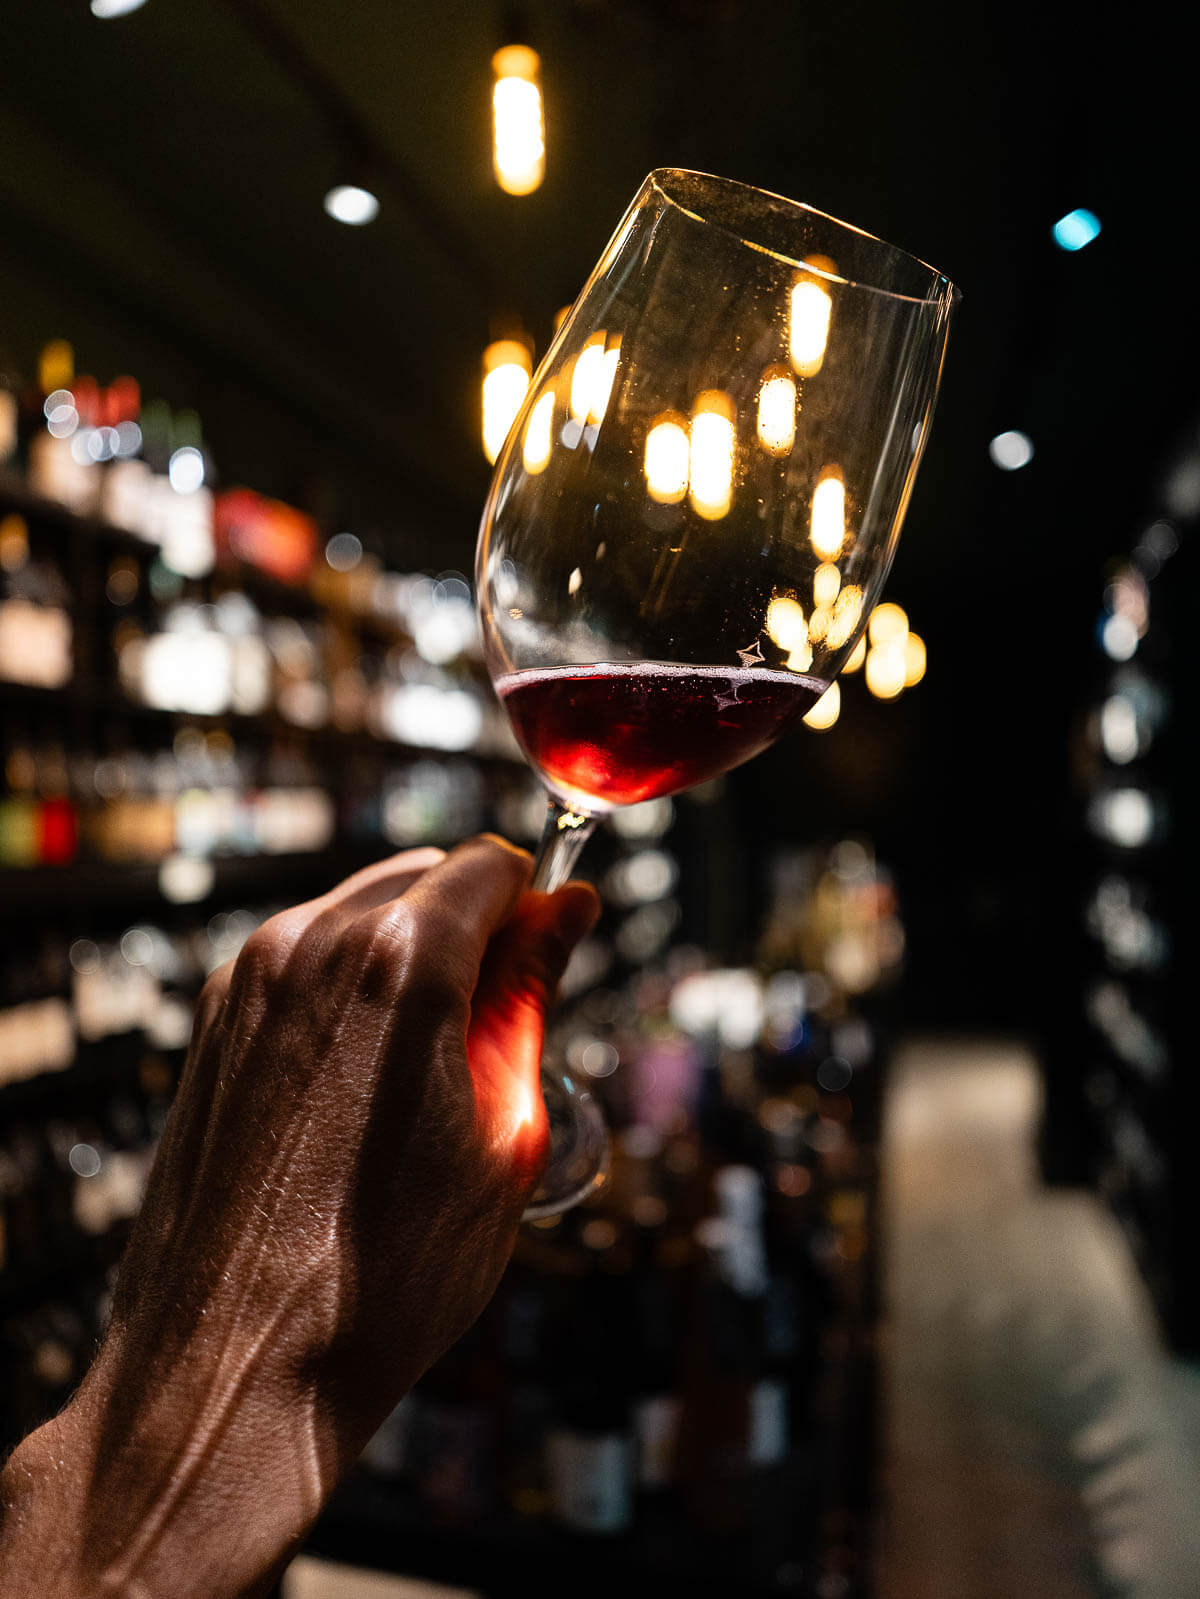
[529,799,597,892]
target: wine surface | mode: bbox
[496,661,826,810]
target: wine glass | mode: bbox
[476,168,958,1217]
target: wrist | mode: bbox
[0,1324,324,1599]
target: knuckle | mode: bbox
[194,963,232,1029]
[236,913,305,988]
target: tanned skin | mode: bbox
[0,836,599,1599]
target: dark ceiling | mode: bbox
[3,0,1196,1022]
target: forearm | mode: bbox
[0,1331,326,1599]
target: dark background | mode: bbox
[3,0,1195,1037]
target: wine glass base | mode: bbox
[522,1066,611,1220]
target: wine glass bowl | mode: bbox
[477,168,958,1215]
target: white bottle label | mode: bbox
[748,1378,789,1467]
[546,1429,632,1533]
[634,1394,680,1489]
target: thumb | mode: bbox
[473,882,601,1026]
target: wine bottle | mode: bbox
[408,1313,500,1526]
[627,1196,683,1509]
[544,1215,635,1536]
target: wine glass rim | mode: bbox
[648,168,960,306]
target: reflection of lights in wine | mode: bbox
[492,45,545,195]
[803,680,840,730]
[522,387,556,474]
[644,415,690,503]
[813,562,840,609]
[567,567,582,595]
[756,367,797,455]
[569,334,607,423]
[810,470,846,558]
[789,278,832,377]
[867,601,908,646]
[825,584,863,650]
[865,641,906,699]
[989,429,1034,470]
[904,631,927,686]
[482,339,532,464]
[689,392,735,521]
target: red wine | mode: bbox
[496,661,827,809]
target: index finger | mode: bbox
[377,834,533,982]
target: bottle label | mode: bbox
[748,1378,789,1467]
[634,1394,680,1489]
[546,1429,632,1533]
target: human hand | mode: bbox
[0,836,599,1598]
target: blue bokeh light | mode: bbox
[1053,208,1102,251]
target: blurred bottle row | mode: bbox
[343,940,883,1594]
[1046,471,1196,1353]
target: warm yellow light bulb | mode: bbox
[810,471,846,559]
[843,634,867,672]
[803,679,840,730]
[789,278,832,377]
[689,391,735,521]
[865,641,906,699]
[522,387,556,474]
[644,415,690,504]
[492,45,545,196]
[904,631,927,687]
[756,367,797,455]
[867,601,909,647]
[482,338,532,465]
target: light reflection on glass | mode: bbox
[569,334,608,424]
[813,562,841,609]
[756,366,797,455]
[825,584,864,650]
[810,470,845,558]
[482,339,533,465]
[789,277,833,377]
[689,391,735,520]
[522,387,556,474]
[644,414,690,503]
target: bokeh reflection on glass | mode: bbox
[476,168,959,1217]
